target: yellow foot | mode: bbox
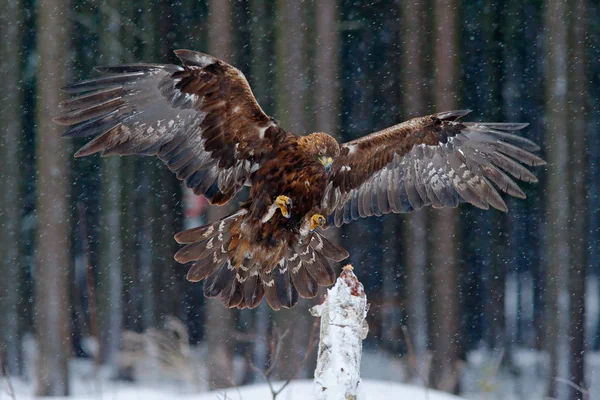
[275,195,293,218]
[310,214,326,231]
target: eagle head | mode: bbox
[299,133,340,172]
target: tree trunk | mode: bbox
[315,0,340,137]
[153,0,184,328]
[275,0,309,134]
[0,0,24,377]
[399,0,429,379]
[205,0,236,389]
[430,0,462,393]
[248,0,273,378]
[136,0,163,331]
[566,1,588,397]
[35,0,71,395]
[96,0,124,369]
[118,0,140,343]
[482,0,507,354]
[544,1,571,399]
[274,0,313,380]
[312,266,367,400]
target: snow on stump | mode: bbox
[311,264,369,400]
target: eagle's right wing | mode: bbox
[322,110,546,226]
[55,50,286,205]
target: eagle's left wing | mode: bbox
[322,110,546,227]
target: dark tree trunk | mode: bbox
[430,0,462,393]
[248,0,274,379]
[274,0,313,380]
[372,3,403,354]
[483,0,507,353]
[0,0,24,377]
[35,0,72,395]
[205,0,236,389]
[589,0,600,354]
[153,0,184,326]
[544,1,571,398]
[315,0,340,137]
[118,0,140,340]
[566,0,588,397]
[399,0,429,379]
[133,0,163,332]
[97,0,124,369]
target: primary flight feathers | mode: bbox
[56,49,545,310]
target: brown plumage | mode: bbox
[55,50,546,310]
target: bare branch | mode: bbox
[0,348,17,400]
[273,319,320,397]
[400,324,431,393]
[248,319,319,400]
[555,377,590,400]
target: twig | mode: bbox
[400,325,430,399]
[265,325,289,379]
[76,202,105,396]
[249,319,319,400]
[555,377,591,400]
[248,325,283,396]
[272,319,319,397]
[0,348,17,400]
[491,349,505,378]
[231,331,258,344]
[77,202,100,353]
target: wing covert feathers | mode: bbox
[325,110,545,226]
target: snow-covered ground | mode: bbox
[4,274,599,400]
[5,348,598,400]
[4,334,599,400]
[5,378,463,400]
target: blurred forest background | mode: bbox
[0,0,598,399]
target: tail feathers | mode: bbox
[242,274,265,309]
[203,260,236,297]
[309,233,349,262]
[174,210,244,244]
[176,218,348,310]
[209,258,268,310]
[196,246,332,310]
[289,260,319,299]
[272,262,299,309]
[186,253,226,282]
[298,245,336,287]
[218,264,244,308]
[260,268,282,310]
[175,236,230,264]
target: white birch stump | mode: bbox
[311,265,369,400]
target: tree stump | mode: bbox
[312,265,369,400]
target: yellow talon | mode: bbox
[275,195,293,218]
[310,214,326,231]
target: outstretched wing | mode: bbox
[55,50,286,205]
[322,110,546,227]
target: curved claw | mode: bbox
[275,195,293,219]
[310,214,326,231]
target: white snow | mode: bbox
[5,379,464,400]
[6,333,600,400]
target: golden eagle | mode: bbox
[55,50,545,310]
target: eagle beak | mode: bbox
[320,156,333,172]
